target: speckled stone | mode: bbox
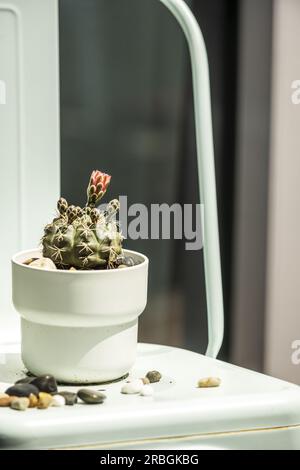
[146,370,162,383]
[5,383,39,398]
[58,391,78,406]
[77,389,106,404]
[10,397,30,411]
[31,375,58,394]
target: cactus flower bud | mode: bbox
[90,208,100,223]
[66,205,78,223]
[57,197,68,215]
[87,170,111,207]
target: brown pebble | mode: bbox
[10,397,30,411]
[197,377,221,388]
[0,395,14,407]
[37,392,53,409]
[29,393,38,408]
[0,393,9,399]
[141,377,150,385]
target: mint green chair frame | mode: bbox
[159,0,224,357]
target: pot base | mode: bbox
[21,318,138,384]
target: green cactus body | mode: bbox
[42,172,123,270]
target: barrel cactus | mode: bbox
[42,170,124,270]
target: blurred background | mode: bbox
[58,0,300,383]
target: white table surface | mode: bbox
[0,343,300,450]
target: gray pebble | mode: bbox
[5,383,39,397]
[124,257,135,267]
[31,375,58,394]
[58,391,78,406]
[78,389,106,404]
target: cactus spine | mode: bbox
[42,171,123,270]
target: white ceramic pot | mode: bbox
[12,249,148,384]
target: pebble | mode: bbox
[140,385,154,397]
[51,395,66,407]
[123,257,135,267]
[146,370,162,383]
[69,267,77,271]
[197,377,221,388]
[29,393,38,408]
[29,257,57,270]
[23,258,38,266]
[58,391,78,406]
[115,256,125,266]
[37,392,53,409]
[0,395,14,407]
[118,265,127,269]
[141,377,150,385]
[10,397,30,411]
[31,375,58,394]
[78,389,106,404]
[5,383,39,397]
[121,379,144,395]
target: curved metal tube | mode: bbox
[158,0,224,357]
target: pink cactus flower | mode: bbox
[87,170,111,206]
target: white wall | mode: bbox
[265,0,300,383]
[0,0,60,342]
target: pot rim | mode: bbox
[12,248,149,275]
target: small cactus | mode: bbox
[42,170,123,270]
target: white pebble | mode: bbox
[197,377,221,388]
[51,395,66,407]
[140,385,154,397]
[121,379,144,395]
[30,257,57,271]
